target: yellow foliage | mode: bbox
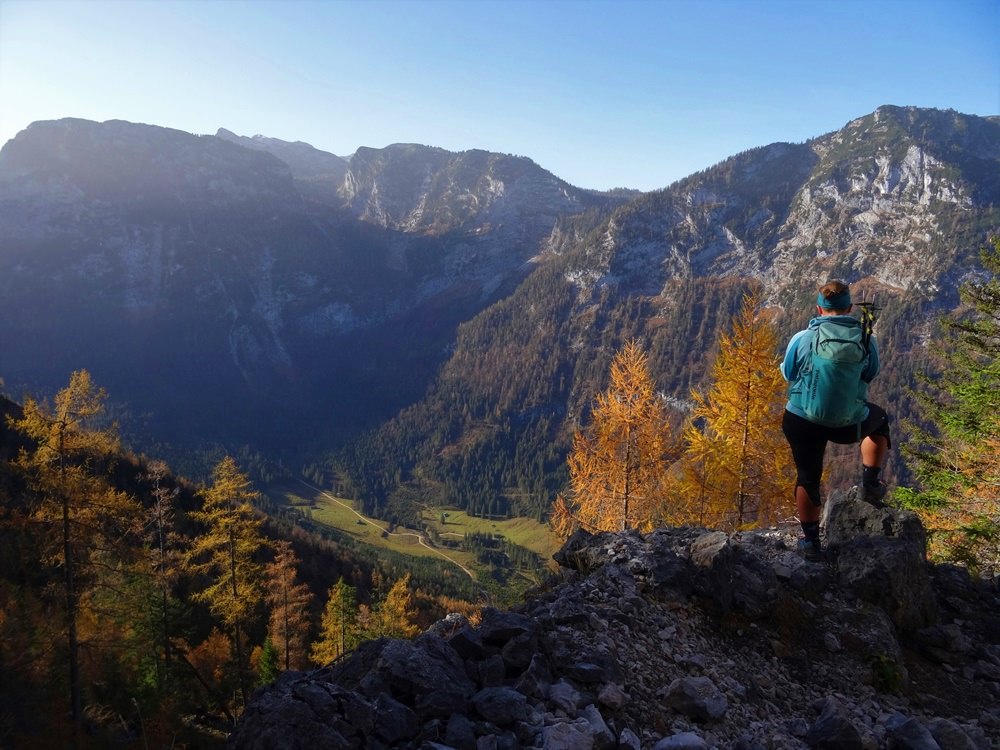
[188,457,268,631]
[913,436,1000,572]
[265,541,314,671]
[310,577,359,666]
[671,291,794,531]
[554,340,675,537]
[376,573,421,639]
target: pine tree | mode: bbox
[187,456,268,709]
[553,340,673,537]
[900,236,1000,573]
[264,541,314,671]
[311,577,360,665]
[9,370,141,741]
[255,637,279,686]
[672,291,793,531]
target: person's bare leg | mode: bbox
[796,485,820,524]
[861,434,888,468]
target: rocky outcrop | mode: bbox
[229,493,1000,749]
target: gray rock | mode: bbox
[926,718,978,750]
[548,679,582,716]
[378,638,475,702]
[472,687,528,725]
[835,535,936,632]
[884,713,941,749]
[542,718,595,750]
[479,653,507,687]
[514,653,552,699]
[618,727,642,750]
[448,624,485,661]
[373,692,420,742]
[662,676,728,722]
[502,632,537,671]
[445,713,477,750]
[229,510,1000,750]
[805,697,864,749]
[598,682,629,710]
[479,609,536,645]
[565,660,614,683]
[582,704,616,750]
[915,623,973,664]
[823,490,926,548]
[653,731,708,749]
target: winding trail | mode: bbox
[296,479,477,580]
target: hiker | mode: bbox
[780,280,891,559]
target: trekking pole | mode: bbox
[854,295,881,350]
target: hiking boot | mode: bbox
[797,538,822,562]
[862,481,888,507]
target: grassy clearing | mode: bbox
[265,481,481,573]
[421,508,560,561]
[264,481,561,576]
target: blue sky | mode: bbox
[0,0,996,192]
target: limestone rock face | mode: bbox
[229,500,1000,749]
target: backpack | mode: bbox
[801,318,869,427]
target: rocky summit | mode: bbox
[229,489,1000,750]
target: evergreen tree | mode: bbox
[187,456,268,709]
[900,236,1000,573]
[264,541,314,671]
[256,637,279,686]
[552,340,674,537]
[9,370,141,741]
[671,291,793,531]
[311,577,360,665]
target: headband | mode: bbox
[817,290,852,310]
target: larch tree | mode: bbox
[187,456,269,710]
[311,577,360,665]
[552,340,673,538]
[139,460,185,681]
[264,540,314,671]
[900,236,1000,574]
[373,573,420,639]
[673,291,794,531]
[9,370,141,740]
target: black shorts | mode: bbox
[781,404,891,487]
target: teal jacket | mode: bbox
[781,315,880,424]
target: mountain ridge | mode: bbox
[1,108,998,507]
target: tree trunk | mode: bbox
[229,529,248,711]
[63,490,82,746]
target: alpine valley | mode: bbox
[1,106,998,524]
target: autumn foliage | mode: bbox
[552,340,675,537]
[670,291,794,531]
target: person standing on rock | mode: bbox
[780,280,892,560]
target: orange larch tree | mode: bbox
[265,541,314,671]
[187,456,269,710]
[9,370,142,741]
[673,291,793,531]
[552,340,674,537]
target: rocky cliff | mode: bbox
[348,106,1000,516]
[0,119,605,448]
[229,490,1000,750]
